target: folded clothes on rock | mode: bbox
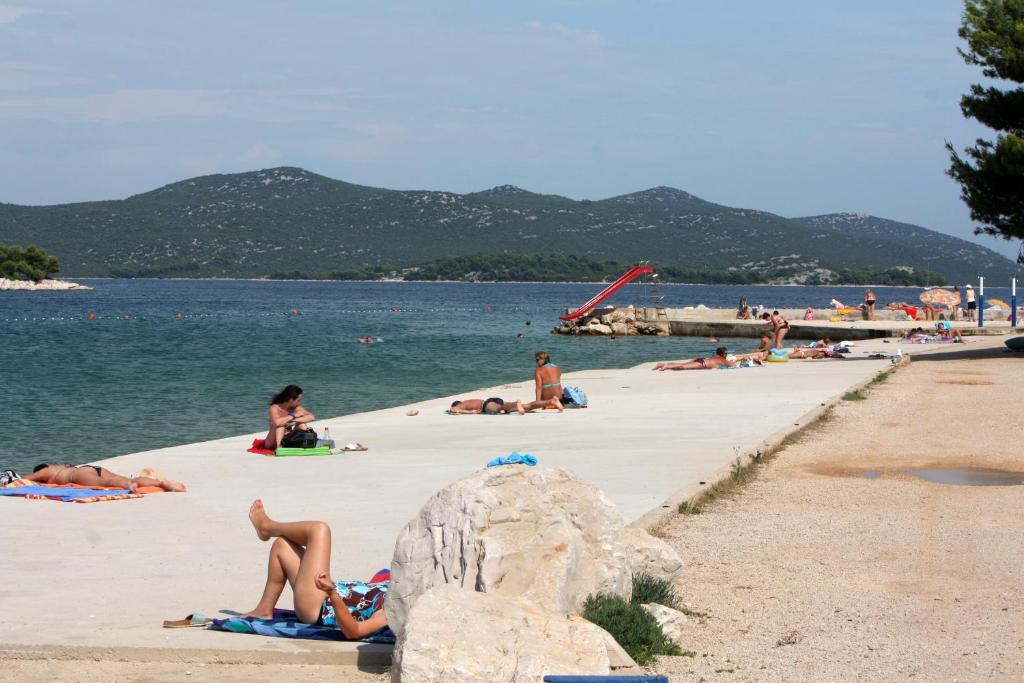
[486,452,538,468]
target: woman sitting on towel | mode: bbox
[243,500,387,638]
[533,350,564,410]
[265,384,315,450]
[26,463,186,492]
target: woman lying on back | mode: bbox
[243,500,388,639]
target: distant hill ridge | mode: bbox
[0,166,1017,281]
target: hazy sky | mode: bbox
[1,0,1019,259]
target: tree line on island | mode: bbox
[269,253,946,286]
[0,243,60,282]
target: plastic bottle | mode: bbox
[323,426,335,450]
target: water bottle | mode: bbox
[322,426,336,450]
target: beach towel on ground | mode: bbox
[0,480,141,503]
[210,569,394,643]
[210,610,395,643]
[247,439,332,456]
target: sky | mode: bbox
[1,0,1019,260]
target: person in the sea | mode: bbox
[242,500,387,639]
[265,384,315,450]
[653,346,742,371]
[533,351,565,410]
[449,397,526,415]
[25,463,186,492]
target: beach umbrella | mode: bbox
[919,288,960,308]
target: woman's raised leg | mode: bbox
[248,500,332,623]
[243,537,303,618]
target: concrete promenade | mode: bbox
[0,335,1013,660]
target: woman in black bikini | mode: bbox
[864,289,877,321]
[265,385,316,450]
[26,463,186,491]
[770,311,790,349]
[653,346,737,371]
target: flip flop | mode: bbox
[342,443,369,452]
[163,614,212,628]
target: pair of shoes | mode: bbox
[342,443,368,452]
[0,470,21,486]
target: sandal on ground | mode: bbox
[163,614,212,628]
[342,443,369,452]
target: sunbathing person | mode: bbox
[450,398,525,414]
[26,463,186,492]
[533,350,563,402]
[653,346,739,371]
[265,384,316,450]
[243,500,387,639]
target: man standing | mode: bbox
[965,284,977,322]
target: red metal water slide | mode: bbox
[559,264,655,321]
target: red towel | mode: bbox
[247,438,276,456]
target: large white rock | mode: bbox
[641,602,689,644]
[387,466,631,636]
[621,527,684,581]
[392,585,614,683]
[610,322,630,336]
[585,323,613,335]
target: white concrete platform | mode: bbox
[0,336,1009,656]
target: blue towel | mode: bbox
[210,609,395,643]
[486,452,538,468]
[0,484,135,501]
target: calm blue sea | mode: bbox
[0,279,948,473]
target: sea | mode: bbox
[0,279,963,474]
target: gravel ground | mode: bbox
[649,346,1024,682]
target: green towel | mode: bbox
[273,446,333,456]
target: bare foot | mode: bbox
[553,397,563,413]
[241,608,274,619]
[653,362,665,371]
[515,400,525,415]
[128,481,139,493]
[162,480,187,492]
[249,499,271,541]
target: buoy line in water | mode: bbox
[1,305,537,323]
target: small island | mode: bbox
[0,242,91,291]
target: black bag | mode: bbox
[281,428,318,448]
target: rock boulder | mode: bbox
[392,584,615,683]
[387,466,631,636]
[620,527,684,581]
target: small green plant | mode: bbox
[730,458,750,483]
[677,500,701,515]
[631,573,679,609]
[870,371,891,385]
[842,390,866,401]
[582,593,681,665]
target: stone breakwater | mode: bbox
[0,277,92,291]
[553,306,1015,339]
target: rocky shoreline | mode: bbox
[0,277,92,291]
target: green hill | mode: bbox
[0,166,1017,282]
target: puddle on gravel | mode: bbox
[855,467,1024,486]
